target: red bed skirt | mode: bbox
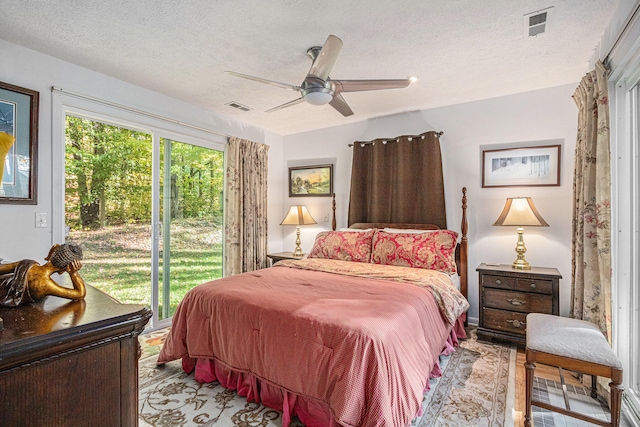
[179,314,467,427]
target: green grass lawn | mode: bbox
[69,219,222,317]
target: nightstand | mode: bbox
[266,252,307,265]
[476,263,561,346]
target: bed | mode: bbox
[158,188,470,427]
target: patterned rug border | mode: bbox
[415,329,516,426]
[506,345,517,426]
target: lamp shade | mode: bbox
[493,197,549,227]
[280,205,317,226]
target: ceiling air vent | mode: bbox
[226,101,252,111]
[523,7,554,37]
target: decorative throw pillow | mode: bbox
[307,230,376,263]
[371,230,458,274]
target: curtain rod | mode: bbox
[604,2,640,65]
[348,131,443,147]
[51,86,232,139]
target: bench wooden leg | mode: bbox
[591,374,598,399]
[524,359,536,427]
[610,381,623,427]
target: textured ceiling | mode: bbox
[0,0,619,135]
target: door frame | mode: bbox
[608,10,640,418]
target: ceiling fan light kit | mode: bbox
[225,35,412,116]
[303,90,333,105]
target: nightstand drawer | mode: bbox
[481,274,516,290]
[483,288,553,314]
[483,307,528,336]
[515,278,553,294]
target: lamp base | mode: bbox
[512,259,531,270]
[512,227,531,270]
[292,225,304,257]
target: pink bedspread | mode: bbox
[158,259,468,427]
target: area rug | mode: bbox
[415,329,516,426]
[138,328,516,427]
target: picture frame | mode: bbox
[289,164,333,197]
[482,144,561,188]
[0,81,39,204]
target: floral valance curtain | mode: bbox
[348,131,447,228]
[223,137,269,276]
[571,60,612,342]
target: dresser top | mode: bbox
[476,263,562,278]
[0,285,149,347]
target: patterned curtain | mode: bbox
[223,137,269,276]
[571,60,612,342]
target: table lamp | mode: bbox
[493,197,548,270]
[280,205,317,257]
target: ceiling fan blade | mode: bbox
[265,97,305,113]
[307,35,343,81]
[329,93,354,117]
[335,79,412,93]
[225,71,300,91]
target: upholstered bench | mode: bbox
[524,313,624,427]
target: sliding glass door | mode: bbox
[65,116,224,327]
[157,138,224,320]
[65,116,154,307]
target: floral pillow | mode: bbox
[370,230,459,274]
[307,230,376,263]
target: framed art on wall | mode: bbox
[289,164,333,197]
[0,81,39,204]
[482,144,561,188]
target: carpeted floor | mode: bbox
[137,327,516,426]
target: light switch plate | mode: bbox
[35,212,48,228]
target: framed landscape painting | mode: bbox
[289,164,333,197]
[482,144,561,188]
[0,81,39,204]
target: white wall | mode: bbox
[0,39,285,261]
[1,39,579,325]
[282,84,578,324]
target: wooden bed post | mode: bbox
[332,193,337,231]
[460,187,468,314]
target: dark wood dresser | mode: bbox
[476,263,561,346]
[0,285,151,426]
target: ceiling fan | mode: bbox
[225,35,413,117]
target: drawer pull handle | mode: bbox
[530,283,537,289]
[507,319,526,329]
[507,298,526,306]
[495,279,502,285]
